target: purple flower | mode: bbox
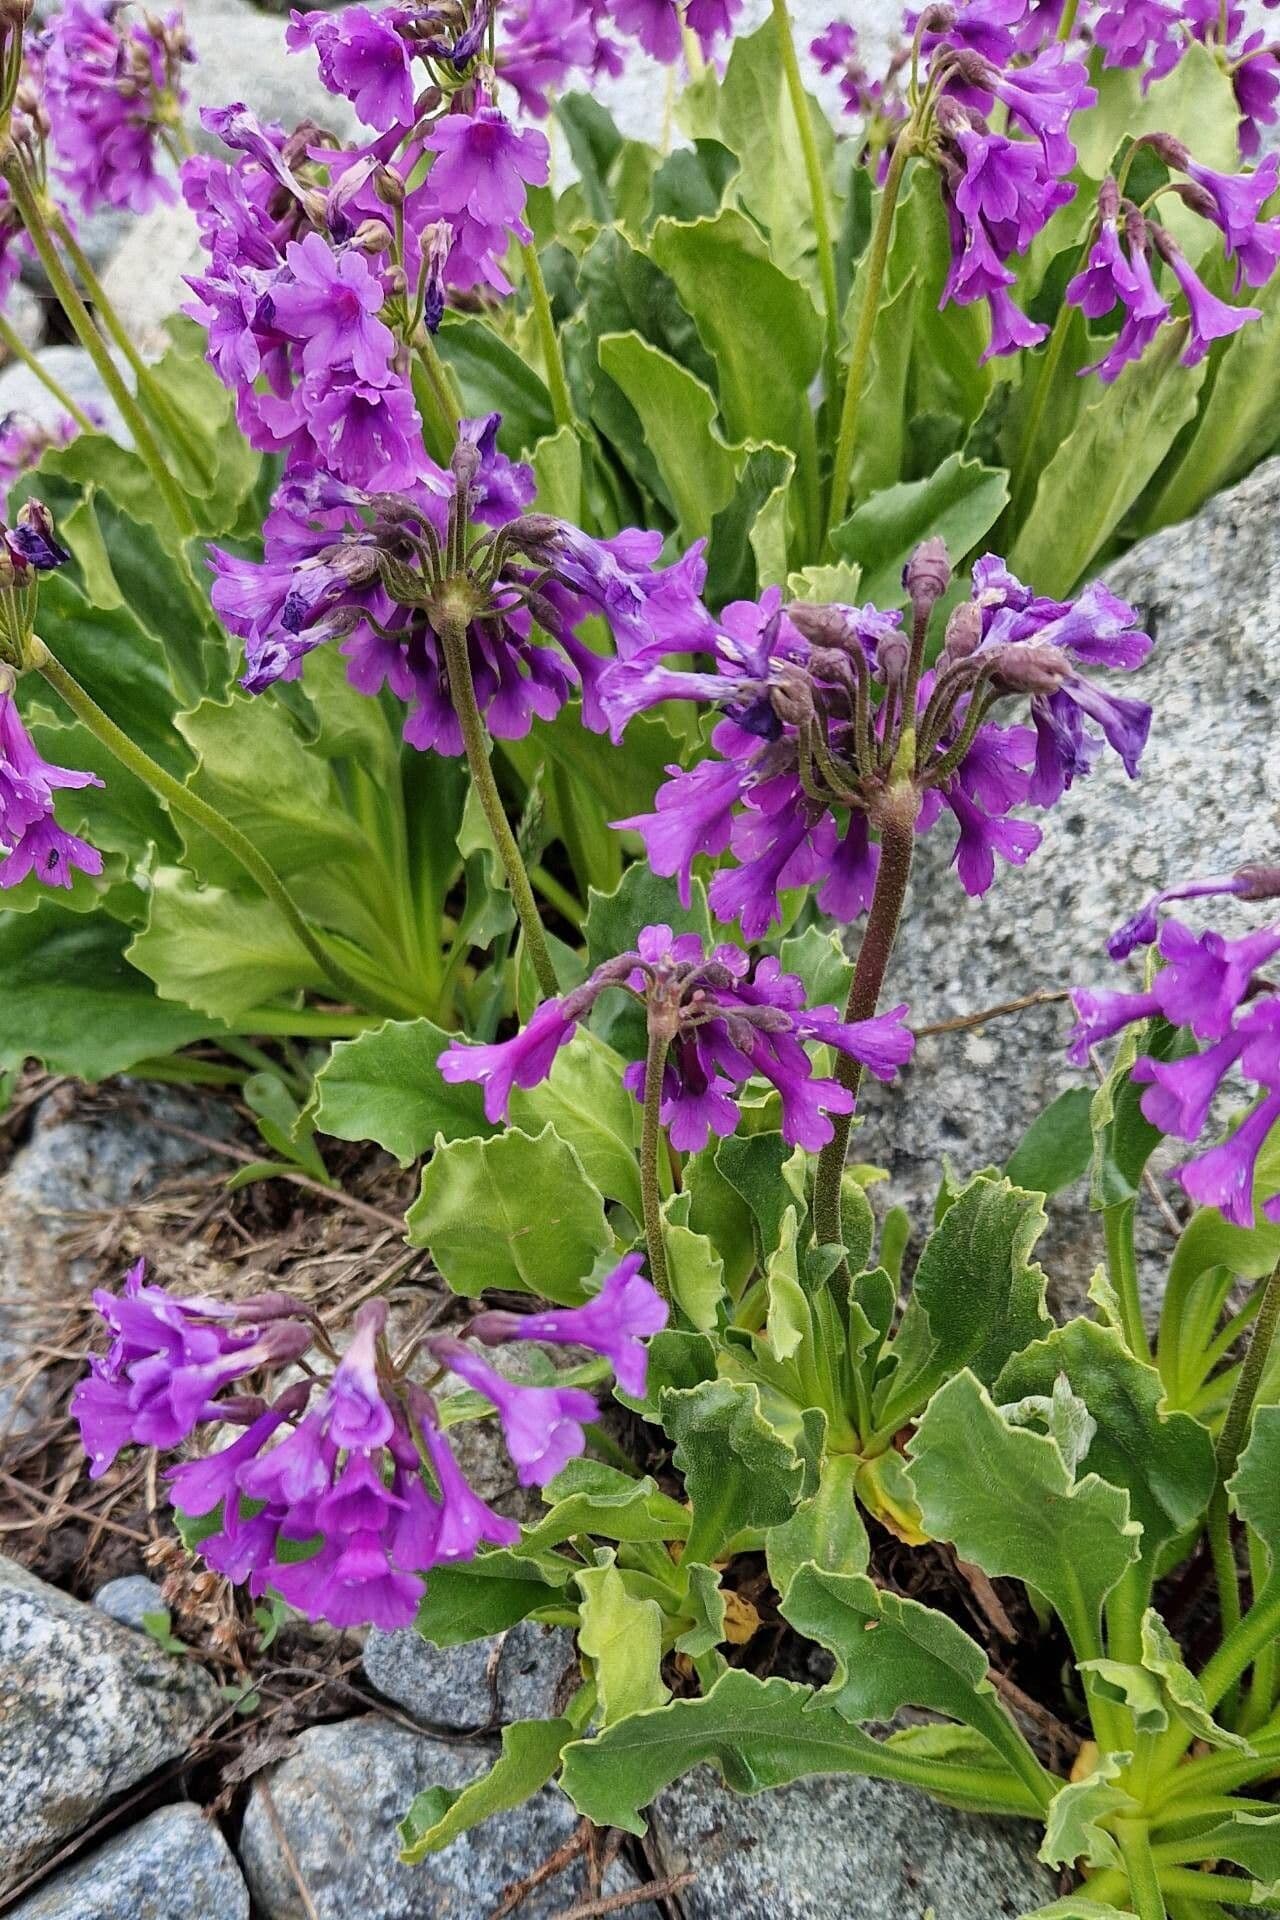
[287,6,417,132]
[418,1407,522,1561]
[425,108,549,232]
[165,1390,307,1517]
[439,922,914,1154]
[1069,898,1280,1228]
[323,1301,396,1450]
[45,0,191,215]
[469,1252,667,1398]
[1184,151,1280,288]
[0,677,104,894]
[432,1340,598,1488]
[1154,229,1261,364]
[1107,864,1280,959]
[270,232,396,385]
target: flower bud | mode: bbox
[1144,131,1191,171]
[877,630,910,685]
[919,3,956,29]
[903,536,951,615]
[786,602,857,650]
[941,600,982,662]
[373,165,406,209]
[1237,864,1280,902]
[988,639,1072,695]
[770,667,815,728]
[13,499,68,570]
[351,218,394,255]
[1097,175,1121,224]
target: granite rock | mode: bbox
[7,1804,249,1920]
[93,1575,167,1633]
[650,1765,1056,1920]
[859,455,1280,1321]
[238,1715,658,1920]
[0,1557,220,1893]
[182,0,359,145]
[362,1619,576,1731]
[97,203,205,360]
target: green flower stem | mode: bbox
[1151,1730,1280,1810]
[1207,1261,1280,1717]
[826,132,912,547]
[1115,1818,1168,1920]
[812,792,915,1270]
[1156,1868,1280,1909]
[640,1023,673,1301]
[49,207,212,481]
[1243,1524,1279,1733]
[1105,1198,1151,1362]
[2,157,197,539]
[769,0,841,390]
[0,313,96,433]
[31,641,379,1013]
[1056,0,1082,37]
[519,240,574,433]
[434,605,559,999]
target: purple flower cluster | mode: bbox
[45,0,191,214]
[601,546,1152,940]
[1089,0,1280,158]
[440,922,915,1153]
[1065,151,1280,381]
[209,420,709,751]
[73,1254,667,1631]
[1069,868,1280,1227]
[916,6,1096,357]
[0,410,93,518]
[0,507,102,892]
[495,0,743,111]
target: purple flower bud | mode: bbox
[323,1300,394,1451]
[942,601,983,662]
[903,537,952,615]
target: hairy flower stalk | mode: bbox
[72,1255,667,1630]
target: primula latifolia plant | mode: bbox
[0,0,1272,1905]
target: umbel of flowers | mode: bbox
[73,1255,666,1631]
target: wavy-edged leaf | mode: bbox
[659,1377,805,1564]
[597,331,740,541]
[127,869,328,1021]
[398,1718,572,1863]
[828,452,1009,608]
[1038,1753,1136,1872]
[576,1552,669,1724]
[313,1017,495,1164]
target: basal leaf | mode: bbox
[313,1018,496,1165]
[995,1319,1215,1564]
[659,1377,805,1564]
[398,1719,572,1863]
[661,1198,727,1331]
[874,1176,1051,1437]
[1005,1088,1096,1197]
[907,1372,1141,1647]
[522,1459,690,1552]
[1229,1404,1280,1563]
[765,1455,869,1602]
[576,1553,669,1724]
[597,331,739,541]
[1139,1607,1252,1752]
[413,1552,571,1648]
[405,1124,612,1302]
[1038,1755,1136,1872]
[511,1028,643,1218]
[828,452,1010,608]
[128,868,329,1022]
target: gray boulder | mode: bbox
[0,345,126,444]
[859,455,1280,1320]
[97,204,206,361]
[238,1715,657,1919]
[7,1804,248,1920]
[650,1764,1056,1919]
[363,1618,576,1731]
[93,1575,167,1633]
[0,1557,219,1893]
[182,0,359,144]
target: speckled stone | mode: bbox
[362,1619,576,1731]
[858,456,1280,1322]
[181,0,359,145]
[0,347,126,444]
[97,203,206,360]
[649,1765,1056,1919]
[238,1716,658,1920]
[0,1558,220,1894]
[7,1804,249,1920]
[93,1575,166,1633]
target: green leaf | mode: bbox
[556,93,623,223]
[559,1669,1027,1837]
[1075,1657,1168,1736]
[1005,1088,1096,1197]
[675,1563,728,1658]
[999,1373,1098,1478]
[597,332,739,541]
[659,1377,805,1564]
[576,1553,670,1724]
[1139,1607,1252,1751]
[907,1371,1141,1642]
[33,572,190,779]
[715,1132,808,1264]
[648,139,739,227]
[995,1319,1215,1564]
[1009,332,1206,596]
[398,1719,572,1863]
[682,17,836,291]
[874,1176,1051,1437]
[704,441,795,603]
[779,925,854,1013]
[510,1029,643,1218]
[661,1199,727,1332]
[684,1150,757,1297]
[413,1553,569,1648]
[1145,266,1280,530]
[127,868,328,1022]
[530,424,584,523]
[765,1454,869,1602]
[1144,1808,1280,1897]
[828,453,1010,608]
[1038,1754,1136,1872]
[436,313,554,457]
[1017,1901,1128,1920]
[522,1459,690,1552]
[406,1124,612,1302]
[313,1018,496,1164]
[648,207,821,488]
[1229,1404,1280,1563]
[1074,41,1240,181]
